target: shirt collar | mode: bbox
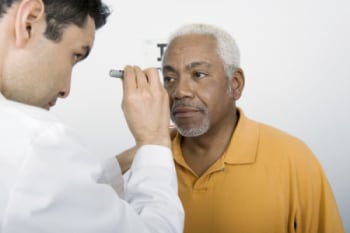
[172,134,189,169]
[223,108,259,165]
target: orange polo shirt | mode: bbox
[172,109,344,233]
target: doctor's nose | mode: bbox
[59,75,72,99]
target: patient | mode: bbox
[119,23,345,233]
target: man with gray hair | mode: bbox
[160,23,344,233]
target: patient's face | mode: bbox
[162,34,234,137]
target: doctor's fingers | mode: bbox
[134,66,148,89]
[122,65,149,91]
[122,65,137,93]
[143,67,163,92]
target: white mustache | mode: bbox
[171,100,207,113]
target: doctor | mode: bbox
[0,0,183,233]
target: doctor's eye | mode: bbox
[73,53,84,64]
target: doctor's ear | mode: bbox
[15,0,45,48]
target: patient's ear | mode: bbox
[229,68,245,100]
[15,0,45,48]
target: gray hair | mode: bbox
[163,23,240,81]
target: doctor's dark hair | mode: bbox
[0,0,110,41]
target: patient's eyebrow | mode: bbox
[163,61,211,73]
[162,65,176,72]
[186,61,211,70]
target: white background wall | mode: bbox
[52,0,350,230]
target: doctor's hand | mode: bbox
[121,65,171,148]
[116,128,178,174]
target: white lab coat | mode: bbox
[0,93,184,233]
